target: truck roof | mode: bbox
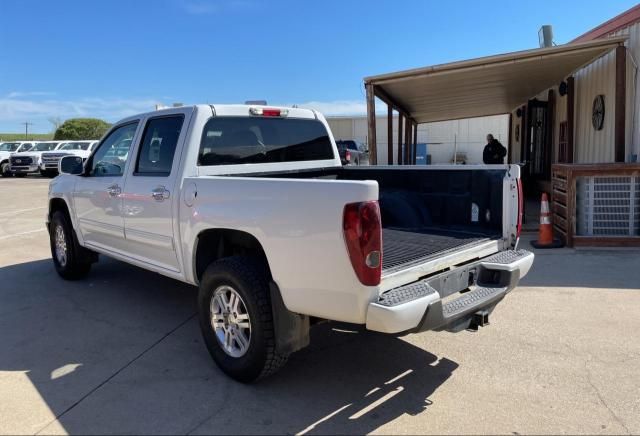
[116,104,320,125]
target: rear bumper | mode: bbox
[366,249,534,334]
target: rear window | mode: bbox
[198,117,334,166]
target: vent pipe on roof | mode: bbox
[539,25,554,48]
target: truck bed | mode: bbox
[382,228,493,274]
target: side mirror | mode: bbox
[59,155,84,175]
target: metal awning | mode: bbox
[364,37,627,123]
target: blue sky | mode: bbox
[0,0,637,133]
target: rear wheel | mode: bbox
[49,210,92,279]
[198,256,288,382]
[0,162,11,177]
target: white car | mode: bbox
[40,140,98,177]
[48,104,533,382]
[0,142,37,177]
[10,141,65,177]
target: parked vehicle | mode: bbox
[10,141,63,177]
[48,104,533,382]
[336,139,368,165]
[0,142,36,177]
[40,140,98,177]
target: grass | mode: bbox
[0,133,54,141]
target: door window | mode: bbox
[135,116,184,176]
[89,122,138,177]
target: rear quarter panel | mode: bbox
[180,176,379,324]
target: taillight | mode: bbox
[343,201,382,286]
[249,107,289,117]
[516,179,523,238]
[345,150,352,162]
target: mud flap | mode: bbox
[269,282,310,355]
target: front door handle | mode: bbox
[107,184,121,197]
[151,186,170,201]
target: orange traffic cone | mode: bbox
[530,193,563,248]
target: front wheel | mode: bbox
[49,210,92,279]
[1,162,11,177]
[198,256,288,382]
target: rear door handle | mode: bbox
[107,184,121,197]
[151,186,170,201]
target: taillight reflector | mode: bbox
[345,150,351,162]
[343,201,382,286]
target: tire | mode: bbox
[1,162,11,178]
[41,169,56,178]
[14,173,26,178]
[198,256,288,382]
[49,210,92,280]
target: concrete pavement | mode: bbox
[0,177,639,435]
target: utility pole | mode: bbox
[21,122,33,140]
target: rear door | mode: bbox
[121,112,189,272]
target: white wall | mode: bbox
[327,114,509,165]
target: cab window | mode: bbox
[135,116,184,176]
[89,122,138,177]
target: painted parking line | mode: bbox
[0,206,47,217]
[0,228,46,240]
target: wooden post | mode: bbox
[566,76,575,163]
[387,104,393,165]
[366,83,377,165]
[397,114,403,165]
[615,45,626,162]
[413,122,418,164]
[545,89,555,179]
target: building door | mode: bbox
[523,99,551,181]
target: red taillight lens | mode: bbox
[516,179,523,238]
[262,109,281,117]
[343,201,382,286]
[345,150,352,162]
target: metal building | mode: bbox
[327,114,508,165]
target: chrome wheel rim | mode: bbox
[210,285,251,358]
[54,225,67,267]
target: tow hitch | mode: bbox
[467,310,490,331]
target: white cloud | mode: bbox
[0,96,162,131]
[7,91,56,98]
[293,100,367,116]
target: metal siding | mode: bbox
[613,23,640,160]
[574,48,616,163]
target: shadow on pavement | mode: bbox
[0,257,458,435]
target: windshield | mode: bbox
[33,142,59,151]
[0,143,20,152]
[60,142,91,151]
[198,117,335,166]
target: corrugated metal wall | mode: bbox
[613,22,640,161]
[327,115,509,165]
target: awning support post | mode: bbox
[397,114,404,165]
[366,83,377,165]
[387,104,393,164]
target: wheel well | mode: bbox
[48,198,71,226]
[194,229,270,282]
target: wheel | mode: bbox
[1,162,11,177]
[40,169,56,178]
[14,173,26,178]
[198,256,288,382]
[49,210,92,280]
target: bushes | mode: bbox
[54,118,111,140]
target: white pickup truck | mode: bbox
[0,141,36,177]
[40,140,98,177]
[48,104,534,382]
[10,141,64,177]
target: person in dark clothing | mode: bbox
[482,134,507,164]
